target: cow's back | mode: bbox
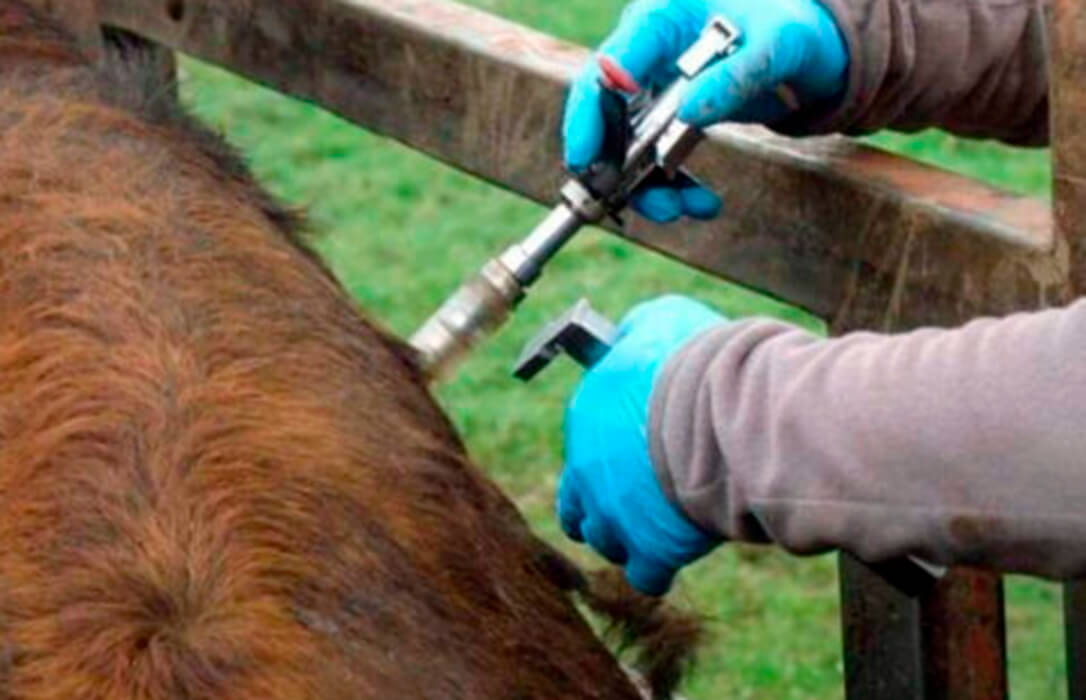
[0,5,643,698]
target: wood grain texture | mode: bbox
[1048,1,1086,697]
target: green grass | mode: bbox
[176,2,1061,696]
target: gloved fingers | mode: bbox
[563,67,606,172]
[631,186,683,224]
[556,471,586,543]
[789,6,851,99]
[565,0,700,171]
[597,0,698,96]
[582,517,629,565]
[624,555,678,597]
[678,34,784,127]
[677,178,723,220]
[652,169,724,220]
[630,170,723,223]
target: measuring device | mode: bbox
[409,16,742,381]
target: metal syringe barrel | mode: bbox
[410,16,741,382]
[409,203,586,381]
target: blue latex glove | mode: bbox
[564,0,849,223]
[559,295,729,595]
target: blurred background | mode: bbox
[178,1,1058,696]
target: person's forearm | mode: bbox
[779,0,1049,145]
[650,299,1086,578]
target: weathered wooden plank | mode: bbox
[1049,0,1086,696]
[95,0,1062,330]
[1051,0,1086,299]
[839,557,1007,700]
[919,569,1007,699]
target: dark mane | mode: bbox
[96,27,328,277]
[100,30,309,243]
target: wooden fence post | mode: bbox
[1049,0,1086,697]
[840,558,1007,699]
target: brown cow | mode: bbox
[0,3,700,698]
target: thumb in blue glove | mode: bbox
[564,0,849,223]
[559,295,729,595]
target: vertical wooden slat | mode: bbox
[1049,0,1086,696]
[840,554,927,698]
[920,569,1007,697]
[1049,0,1086,296]
[840,560,1008,699]
[1065,583,1086,698]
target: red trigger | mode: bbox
[597,55,642,95]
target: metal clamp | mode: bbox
[513,299,618,381]
[677,16,741,78]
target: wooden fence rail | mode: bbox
[34,0,1084,697]
[95,0,1062,331]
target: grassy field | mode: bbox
[178,2,1061,696]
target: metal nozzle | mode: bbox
[411,204,584,382]
[409,259,524,382]
[409,17,743,384]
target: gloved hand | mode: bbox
[564,0,849,223]
[559,295,729,595]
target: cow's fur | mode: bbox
[0,3,700,698]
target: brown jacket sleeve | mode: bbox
[779,0,1049,145]
[649,300,1086,578]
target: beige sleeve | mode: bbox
[649,299,1086,578]
[777,0,1049,145]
